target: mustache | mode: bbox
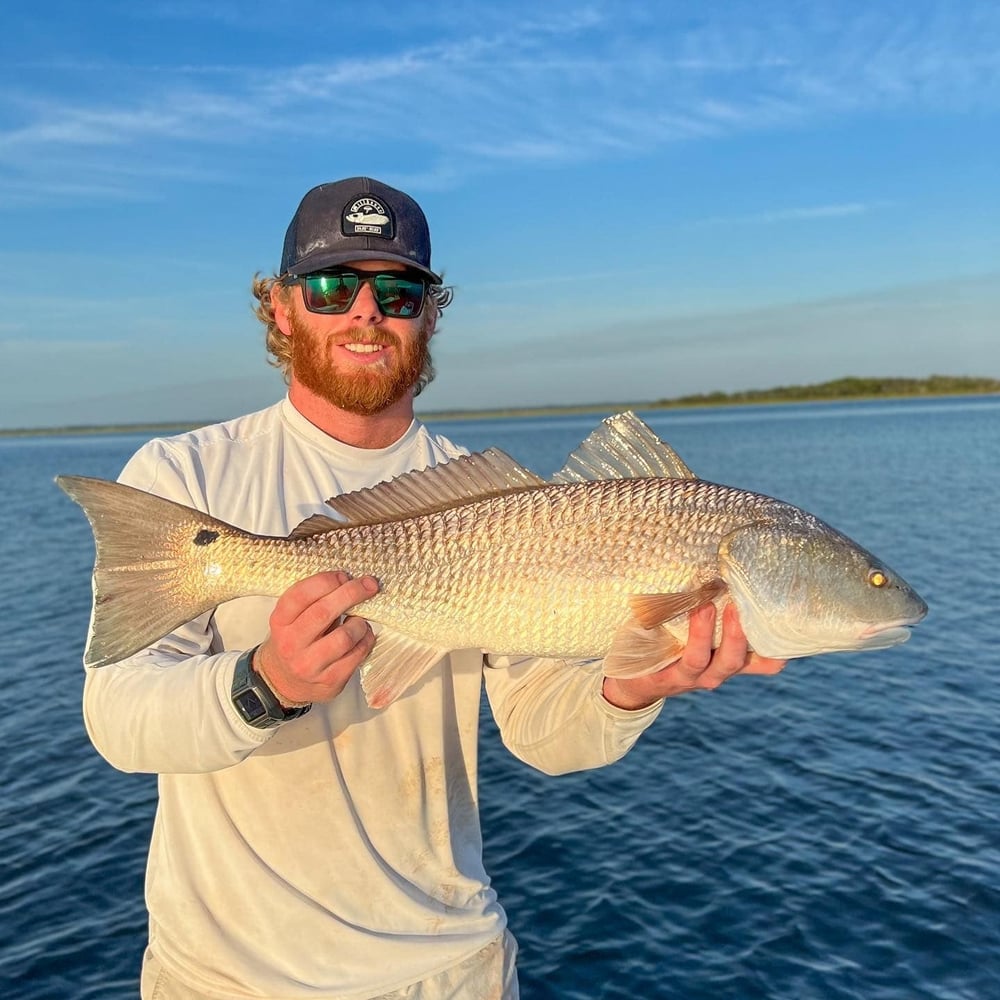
[342,325,399,347]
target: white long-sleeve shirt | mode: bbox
[82,397,663,999]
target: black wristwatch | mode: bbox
[231,646,311,729]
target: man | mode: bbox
[82,177,786,999]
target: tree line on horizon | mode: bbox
[4,374,998,437]
[660,374,1000,407]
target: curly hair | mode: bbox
[251,273,452,393]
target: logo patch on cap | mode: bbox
[342,196,395,239]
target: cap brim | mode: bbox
[287,248,441,284]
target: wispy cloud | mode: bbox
[464,268,661,292]
[2,1,1000,203]
[2,338,122,354]
[691,202,887,228]
[434,271,1000,409]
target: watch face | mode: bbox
[235,688,268,723]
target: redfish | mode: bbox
[57,413,927,708]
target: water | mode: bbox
[2,398,998,999]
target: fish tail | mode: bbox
[56,475,245,667]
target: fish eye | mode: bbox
[867,569,889,588]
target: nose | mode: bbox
[351,278,385,325]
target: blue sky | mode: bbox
[1,0,998,429]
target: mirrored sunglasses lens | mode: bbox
[373,275,426,316]
[303,274,359,312]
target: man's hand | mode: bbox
[254,571,379,706]
[602,603,788,711]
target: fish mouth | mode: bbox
[857,613,926,646]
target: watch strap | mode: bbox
[231,646,311,729]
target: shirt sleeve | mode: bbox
[81,442,275,775]
[483,655,664,776]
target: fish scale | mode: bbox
[264,478,783,658]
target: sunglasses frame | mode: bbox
[286,267,429,318]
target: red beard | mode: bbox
[288,314,432,416]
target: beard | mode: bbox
[288,312,434,416]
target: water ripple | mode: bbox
[3,402,999,998]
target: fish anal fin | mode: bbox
[603,622,686,679]
[628,578,728,629]
[359,629,452,709]
[327,450,545,526]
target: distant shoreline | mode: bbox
[3,375,997,439]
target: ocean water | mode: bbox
[1,398,998,999]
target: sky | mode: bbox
[1,0,998,429]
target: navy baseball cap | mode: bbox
[280,177,441,283]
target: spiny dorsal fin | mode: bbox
[552,411,696,483]
[323,448,545,527]
[288,515,344,540]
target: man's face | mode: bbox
[280,261,434,416]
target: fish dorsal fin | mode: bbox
[552,411,696,483]
[288,515,344,540]
[324,448,545,526]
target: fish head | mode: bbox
[718,517,928,659]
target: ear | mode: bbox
[271,284,293,337]
[423,298,439,340]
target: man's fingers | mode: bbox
[270,572,379,637]
[316,620,377,676]
[313,576,379,624]
[678,605,715,673]
[269,572,348,628]
[257,593,379,704]
[686,604,750,689]
[696,607,788,685]
[317,616,374,663]
[708,605,750,670]
[603,600,790,709]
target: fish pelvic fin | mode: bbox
[56,475,246,667]
[602,622,686,679]
[552,411,697,483]
[628,578,728,629]
[359,628,453,709]
[324,449,545,527]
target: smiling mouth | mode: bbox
[343,343,387,354]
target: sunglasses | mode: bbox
[288,267,429,318]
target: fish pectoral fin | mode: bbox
[359,629,452,710]
[628,578,728,629]
[602,621,686,679]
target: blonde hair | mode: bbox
[251,273,451,392]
